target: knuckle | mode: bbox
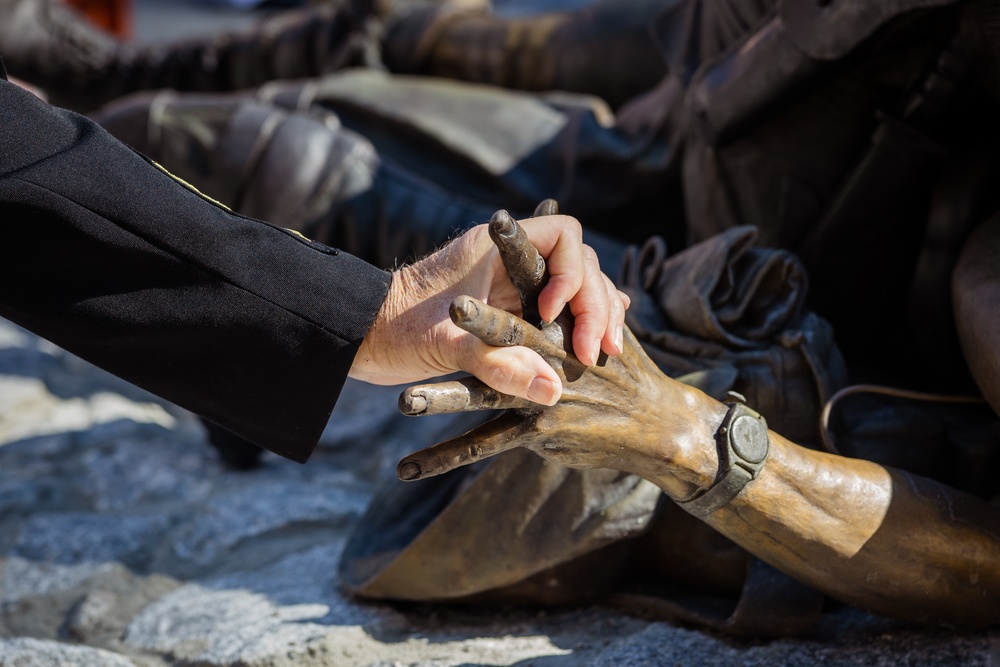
[553,215,582,240]
[486,362,519,393]
[607,281,623,314]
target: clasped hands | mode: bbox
[350,202,625,402]
[373,203,726,501]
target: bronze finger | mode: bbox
[532,198,559,217]
[397,412,526,481]
[488,209,546,324]
[399,377,533,416]
[450,295,562,358]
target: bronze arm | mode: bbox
[397,208,1000,628]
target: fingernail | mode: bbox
[543,302,565,325]
[490,209,516,237]
[399,392,427,415]
[614,326,623,353]
[449,297,478,324]
[398,461,422,481]
[527,377,560,405]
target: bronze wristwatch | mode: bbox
[678,392,769,518]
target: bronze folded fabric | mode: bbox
[619,226,847,444]
[339,228,846,637]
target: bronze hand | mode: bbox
[395,203,720,498]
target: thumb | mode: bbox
[454,335,563,406]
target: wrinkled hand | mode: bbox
[350,202,628,406]
[395,212,726,499]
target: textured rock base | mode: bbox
[1,317,998,666]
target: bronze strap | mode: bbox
[678,393,770,518]
[819,383,985,455]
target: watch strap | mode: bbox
[678,394,769,518]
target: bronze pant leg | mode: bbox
[0,0,378,112]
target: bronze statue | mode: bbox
[395,207,1000,629]
[7,0,1000,633]
[0,0,667,113]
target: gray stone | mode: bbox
[75,434,218,512]
[0,375,177,448]
[0,432,76,473]
[0,637,138,667]
[124,583,333,665]
[61,589,127,644]
[201,542,397,627]
[167,479,368,571]
[0,324,30,349]
[587,623,997,667]
[0,558,117,604]
[0,479,47,516]
[13,512,174,569]
[0,557,179,644]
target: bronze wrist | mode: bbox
[677,392,770,518]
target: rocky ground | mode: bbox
[1,316,999,666]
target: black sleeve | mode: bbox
[0,76,391,462]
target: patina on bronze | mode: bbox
[395,204,704,495]
[396,210,1000,630]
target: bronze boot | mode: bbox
[93,84,478,267]
[0,0,380,112]
[381,0,671,108]
[92,89,380,237]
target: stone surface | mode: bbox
[13,512,174,569]
[2,311,999,666]
[0,637,139,666]
[588,621,1000,667]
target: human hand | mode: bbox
[393,212,728,500]
[349,202,629,406]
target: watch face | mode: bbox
[730,414,768,464]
